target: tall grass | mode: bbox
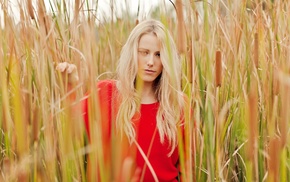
[0,0,289,181]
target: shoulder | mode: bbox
[96,79,118,93]
[97,79,117,89]
[96,79,119,102]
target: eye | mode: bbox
[138,50,148,56]
[156,52,160,57]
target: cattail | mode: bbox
[32,106,39,142]
[247,81,258,180]
[280,84,289,148]
[38,0,48,35]
[176,0,186,54]
[254,33,259,68]
[135,19,139,26]
[27,0,35,19]
[268,137,280,182]
[74,0,80,18]
[215,50,222,87]
[248,86,258,155]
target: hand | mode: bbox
[56,62,79,84]
[120,157,141,182]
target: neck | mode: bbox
[140,82,157,104]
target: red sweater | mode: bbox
[83,80,180,182]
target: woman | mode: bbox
[58,19,187,182]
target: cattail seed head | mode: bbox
[246,81,259,181]
[135,19,139,26]
[280,84,289,148]
[74,0,80,18]
[215,50,222,87]
[176,0,186,54]
[247,82,258,161]
[268,137,280,182]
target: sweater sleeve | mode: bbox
[83,80,115,140]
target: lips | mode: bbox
[144,69,155,74]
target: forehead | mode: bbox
[138,33,161,49]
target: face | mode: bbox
[137,33,163,86]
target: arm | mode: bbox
[56,64,138,181]
[83,80,115,181]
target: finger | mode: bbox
[67,64,79,83]
[66,64,77,74]
[56,62,68,72]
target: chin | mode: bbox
[141,77,157,83]
[137,74,158,84]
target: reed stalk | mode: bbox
[0,0,289,181]
[215,50,222,87]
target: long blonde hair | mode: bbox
[116,19,184,154]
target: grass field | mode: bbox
[0,0,289,181]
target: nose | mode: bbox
[147,55,154,67]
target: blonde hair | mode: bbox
[116,19,184,155]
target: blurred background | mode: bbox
[0,0,289,181]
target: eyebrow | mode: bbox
[138,48,148,50]
[138,48,160,53]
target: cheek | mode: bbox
[137,56,142,68]
[157,60,163,71]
